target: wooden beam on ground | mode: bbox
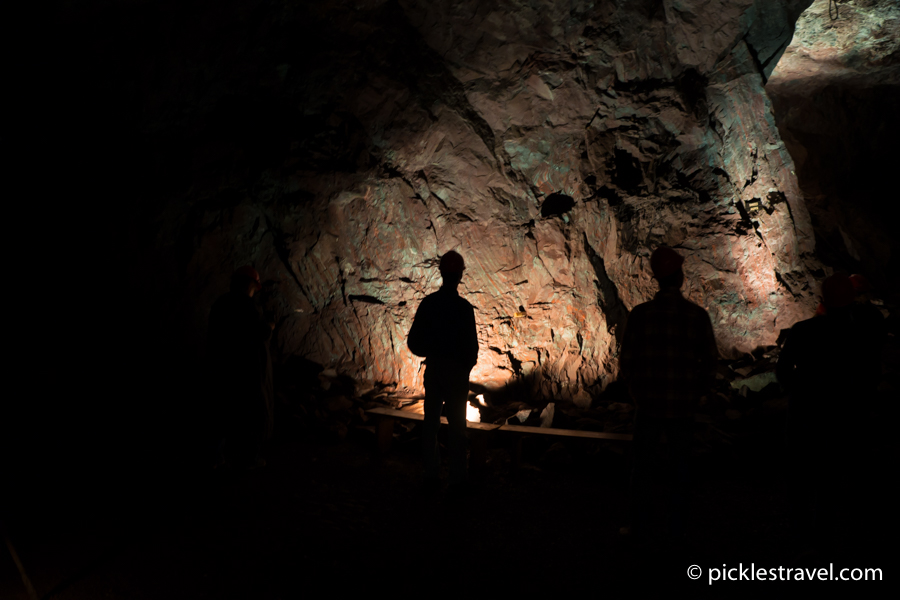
[368,407,501,482]
[367,406,634,475]
[498,423,633,441]
[367,407,499,430]
[497,424,631,471]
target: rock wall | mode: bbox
[766,0,900,288]
[117,0,822,402]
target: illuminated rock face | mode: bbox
[766,0,900,288]
[166,0,822,401]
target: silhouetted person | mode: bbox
[407,251,478,493]
[619,247,718,543]
[207,266,274,469]
[777,273,881,545]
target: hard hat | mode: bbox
[821,273,855,309]
[233,265,261,286]
[439,251,466,273]
[650,247,684,279]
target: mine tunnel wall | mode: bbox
[98,0,828,406]
[766,0,900,290]
[33,0,842,426]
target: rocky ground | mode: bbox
[2,424,891,598]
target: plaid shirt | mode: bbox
[620,288,718,418]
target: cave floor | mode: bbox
[3,411,892,597]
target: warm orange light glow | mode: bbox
[466,401,481,422]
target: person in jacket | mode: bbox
[408,251,478,493]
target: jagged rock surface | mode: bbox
[766,0,900,287]
[124,0,823,402]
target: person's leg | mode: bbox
[445,374,470,486]
[664,417,693,541]
[422,368,443,483]
[629,412,663,537]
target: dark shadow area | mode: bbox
[5,326,895,597]
[611,148,644,191]
[768,72,900,291]
[539,193,576,218]
[583,233,629,345]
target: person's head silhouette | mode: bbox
[650,247,684,290]
[439,251,465,290]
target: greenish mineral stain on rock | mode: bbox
[717,291,741,306]
[504,140,547,172]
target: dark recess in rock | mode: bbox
[611,148,643,191]
[540,193,576,218]
[596,186,623,206]
[583,234,628,345]
[675,68,709,119]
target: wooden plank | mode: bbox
[366,407,500,430]
[368,407,426,420]
[365,408,632,439]
[498,423,633,441]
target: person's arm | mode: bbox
[619,308,639,384]
[619,307,647,411]
[407,298,432,357]
[699,310,718,390]
[466,304,478,369]
[619,306,645,409]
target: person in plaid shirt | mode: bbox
[620,246,718,543]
